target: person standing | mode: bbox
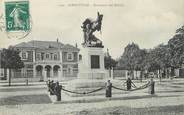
[126,77,132,90]
[105,80,112,99]
[55,81,62,101]
[50,80,55,95]
[149,78,155,95]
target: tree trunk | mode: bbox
[140,71,143,82]
[131,70,134,79]
[171,67,175,77]
[165,69,167,78]
[166,68,169,78]
[159,69,161,82]
[9,69,11,86]
[170,67,175,80]
[3,68,7,80]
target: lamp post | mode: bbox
[25,68,28,85]
[107,48,112,79]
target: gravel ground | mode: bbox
[73,105,184,115]
[0,94,51,105]
[0,78,184,115]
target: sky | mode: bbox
[0,0,184,59]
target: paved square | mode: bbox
[0,79,184,115]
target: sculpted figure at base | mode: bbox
[81,12,104,48]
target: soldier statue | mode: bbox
[81,12,104,47]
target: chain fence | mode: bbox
[47,81,151,95]
[112,81,151,91]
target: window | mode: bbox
[79,54,82,61]
[54,54,57,60]
[13,69,22,78]
[53,71,58,77]
[22,52,27,59]
[27,69,33,78]
[67,67,73,75]
[63,70,67,76]
[21,51,28,60]
[46,53,50,59]
[36,53,41,60]
[91,55,100,69]
[41,53,44,60]
[50,53,53,60]
[67,53,73,61]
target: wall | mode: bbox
[113,70,127,78]
[113,70,141,79]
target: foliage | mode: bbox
[104,53,117,69]
[118,25,184,73]
[168,25,184,68]
[1,48,24,86]
[143,44,170,71]
[118,43,146,71]
[1,48,24,69]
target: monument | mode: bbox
[65,12,108,96]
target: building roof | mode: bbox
[14,40,79,51]
[62,44,79,50]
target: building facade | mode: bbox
[11,40,79,81]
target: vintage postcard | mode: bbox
[0,0,184,115]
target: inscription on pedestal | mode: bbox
[91,55,100,69]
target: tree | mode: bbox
[117,25,184,79]
[1,48,24,86]
[118,43,146,79]
[168,25,184,76]
[104,49,117,78]
[143,44,170,80]
[104,55,117,69]
[176,25,184,34]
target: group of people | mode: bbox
[47,80,62,101]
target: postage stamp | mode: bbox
[5,1,30,32]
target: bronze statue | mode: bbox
[81,12,104,47]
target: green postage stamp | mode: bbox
[5,1,30,32]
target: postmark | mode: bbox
[0,14,5,31]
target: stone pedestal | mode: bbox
[65,47,108,96]
[78,47,106,79]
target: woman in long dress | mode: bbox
[105,80,112,98]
